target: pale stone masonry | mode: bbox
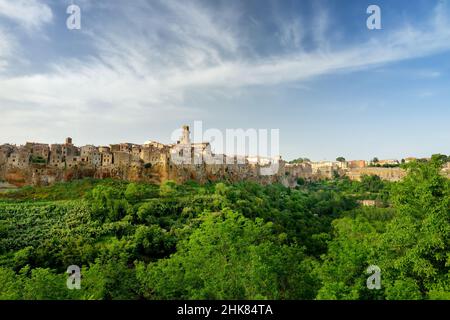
[0,125,448,187]
[0,126,285,186]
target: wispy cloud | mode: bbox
[0,0,450,144]
[0,0,53,30]
[0,26,14,71]
[279,18,304,51]
[0,0,52,72]
[415,69,441,79]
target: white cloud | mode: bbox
[279,18,304,50]
[1,1,450,144]
[0,1,50,73]
[74,1,450,91]
[415,70,441,79]
[0,27,13,71]
[0,0,52,30]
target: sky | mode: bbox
[0,0,449,161]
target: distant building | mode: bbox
[348,160,367,169]
[377,159,400,166]
[0,125,440,187]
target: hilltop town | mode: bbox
[0,126,283,187]
[0,125,449,188]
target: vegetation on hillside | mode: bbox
[0,157,448,300]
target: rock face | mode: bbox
[0,141,426,188]
[345,167,406,182]
[1,126,447,188]
[0,160,286,187]
[0,126,288,187]
[2,152,447,188]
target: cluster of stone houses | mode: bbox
[0,125,275,175]
[0,125,448,187]
[285,156,450,182]
[0,136,171,171]
[285,158,408,181]
[0,125,287,187]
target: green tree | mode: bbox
[88,185,132,222]
[379,158,450,299]
[21,267,75,300]
[159,180,177,197]
[125,183,143,203]
[133,225,174,258]
[0,268,22,300]
[137,210,318,299]
[81,257,139,300]
[359,174,384,193]
[316,212,386,300]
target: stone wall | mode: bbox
[1,128,447,188]
[345,167,406,182]
[0,159,286,187]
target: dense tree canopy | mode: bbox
[0,159,448,300]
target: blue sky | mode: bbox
[0,0,449,161]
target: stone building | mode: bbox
[346,167,406,181]
[80,145,96,163]
[285,162,313,181]
[347,160,367,169]
[113,151,131,166]
[1,125,442,188]
[7,147,30,169]
[180,125,191,145]
[66,155,81,168]
[377,159,400,166]
[49,144,65,168]
[0,144,14,166]
[102,152,113,166]
[99,146,113,166]
[25,143,50,163]
[62,137,80,158]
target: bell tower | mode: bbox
[65,137,73,145]
[180,125,191,145]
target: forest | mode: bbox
[0,155,449,300]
